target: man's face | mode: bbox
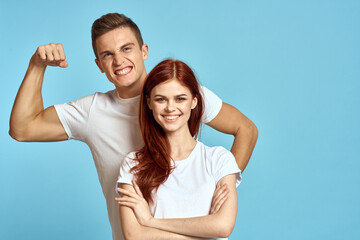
[95,27,148,98]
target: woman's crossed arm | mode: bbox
[117,174,237,239]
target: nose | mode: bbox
[165,100,175,112]
[113,53,125,66]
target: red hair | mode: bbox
[131,59,204,204]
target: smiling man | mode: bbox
[9,13,258,240]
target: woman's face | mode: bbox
[148,79,197,134]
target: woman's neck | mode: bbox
[166,128,197,161]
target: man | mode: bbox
[9,13,258,240]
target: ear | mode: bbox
[191,97,198,109]
[142,44,149,60]
[147,97,152,110]
[95,59,104,73]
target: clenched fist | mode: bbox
[32,43,68,68]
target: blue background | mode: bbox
[1,0,359,239]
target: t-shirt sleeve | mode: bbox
[200,86,223,124]
[212,147,242,187]
[53,94,95,141]
[116,152,137,192]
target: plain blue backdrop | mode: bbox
[1,0,359,239]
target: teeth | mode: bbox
[115,67,131,75]
[164,115,180,120]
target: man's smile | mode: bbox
[115,66,132,76]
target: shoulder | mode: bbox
[92,90,118,103]
[58,91,110,107]
[199,85,220,100]
[198,142,234,160]
[198,86,223,123]
[122,151,139,167]
[72,90,118,109]
[77,89,116,102]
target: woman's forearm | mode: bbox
[119,183,212,240]
[145,175,238,239]
[147,212,234,239]
[123,224,211,240]
[118,176,238,239]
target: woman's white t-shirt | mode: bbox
[117,141,241,238]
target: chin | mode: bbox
[115,79,138,88]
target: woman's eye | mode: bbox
[176,97,186,102]
[155,98,165,102]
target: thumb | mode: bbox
[59,60,68,68]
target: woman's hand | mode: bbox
[116,180,153,226]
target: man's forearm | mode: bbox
[230,121,258,172]
[207,102,258,172]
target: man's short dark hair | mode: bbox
[91,13,144,59]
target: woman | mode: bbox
[116,59,241,240]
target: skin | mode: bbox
[117,79,238,238]
[147,78,198,158]
[9,25,257,170]
[118,182,214,240]
[118,176,237,239]
[95,27,149,99]
[147,79,229,213]
[9,24,257,237]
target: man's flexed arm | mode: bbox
[207,102,258,172]
[9,43,69,142]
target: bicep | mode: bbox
[27,106,68,141]
[207,102,256,135]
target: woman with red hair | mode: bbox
[116,59,241,239]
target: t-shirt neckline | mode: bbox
[172,141,201,166]
[113,89,141,103]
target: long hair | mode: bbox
[131,59,204,204]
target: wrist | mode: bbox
[29,54,47,71]
[145,216,156,228]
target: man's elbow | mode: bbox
[9,129,27,142]
[237,118,258,141]
[250,121,259,141]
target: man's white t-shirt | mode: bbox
[117,141,241,240]
[54,86,222,240]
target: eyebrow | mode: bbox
[121,42,136,48]
[99,42,136,56]
[153,94,188,98]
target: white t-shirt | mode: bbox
[117,141,241,240]
[54,86,222,240]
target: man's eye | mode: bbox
[124,47,132,51]
[103,53,112,58]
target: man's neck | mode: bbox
[116,86,141,99]
[115,73,147,99]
